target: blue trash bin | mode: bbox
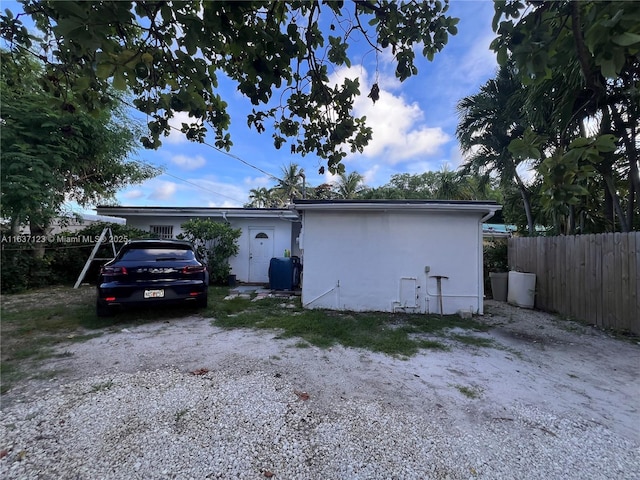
[269,257,301,290]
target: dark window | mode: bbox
[150,225,174,239]
[120,248,195,261]
[255,232,269,239]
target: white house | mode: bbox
[95,206,301,284]
[293,199,501,315]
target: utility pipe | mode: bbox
[303,281,339,308]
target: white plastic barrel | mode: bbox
[507,271,536,308]
[489,272,508,301]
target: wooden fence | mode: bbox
[508,232,639,334]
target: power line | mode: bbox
[118,97,286,190]
[6,45,297,204]
[133,157,248,204]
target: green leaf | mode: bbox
[96,62,114,79]
[568,137,592,149]
[598,58,618,78]
[611,32,640,47]
[593,134,617,152]
[112,69,127,90]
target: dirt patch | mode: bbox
[3,299,639,444]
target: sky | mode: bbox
[4,1,500,214]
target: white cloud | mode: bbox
[329,66,451,166]
[183,177,248,207]
[148,181,178,201]
[122,189,145,200]
[207,200,242,208]
[453,33,499,87]
[361,165,380,186]
[163,112,195,145]
[170,154,206,171]
[243,175,273,188]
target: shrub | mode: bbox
[1,222,156,293]
[0,244,49,293]
[48,222,157,285]
[178,218,241,285]
[483,239,509,298]
[484,239,508,272]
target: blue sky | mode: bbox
[5,1,499,213]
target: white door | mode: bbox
[249,228,274,283]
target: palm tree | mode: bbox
[276,162,305,204]
[433,166,474,200]
[247,187,271,208]
[456,63,536,234]
[335,171,366,199]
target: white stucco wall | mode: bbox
[120,215,296,283]
[299,209,484,315]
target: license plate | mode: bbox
[144,289,165,299]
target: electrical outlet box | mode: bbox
[424,266,430,273]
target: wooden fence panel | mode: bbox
[508,232,639,334]
[636,233,640,328]
[587,235,600,326]
[618,233,628,331]
[568,235,577,320]
[635,233,640,330]
[594,234,603,327]
[576,235,585,323]
[536,238,547,311]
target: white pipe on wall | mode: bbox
[303,281,340,308]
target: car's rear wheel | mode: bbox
[96,301,114,317]
[195,291,208,309]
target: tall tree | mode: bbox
[359,170,499,201]
[491,0,639,232]
[276,163,306,204]
[335,171,366,199]
[456,63,536,234]
[0,49,157,249]
[433,165,473,200]
[1,1,460,174]
[247,187,272,208]
[308,183,336,200]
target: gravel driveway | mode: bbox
[1,300,639,479]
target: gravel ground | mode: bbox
[1,300,639,479]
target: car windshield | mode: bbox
[119,247,196,262]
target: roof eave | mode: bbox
[293,202,501,215]
[95,206,299,219]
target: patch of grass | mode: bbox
[400,315,492,334]
[89,380,113,393]
[0,363,21,395]
[205,287,255,318]
[1,285,502,394]
[31,369,65,381]
[499,346,524,359]
[454,384,482,399]
[452,334,496,348]
[175,408,189,422]
[1,285,213,393]
[418,339,450,351]
[211,296,491,357]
